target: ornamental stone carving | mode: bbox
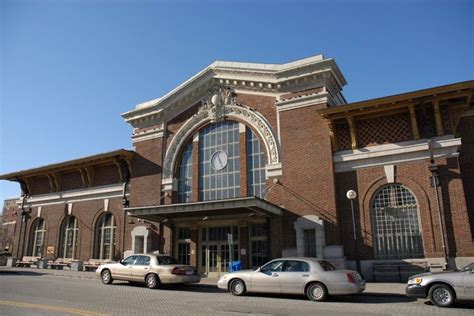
[162,85,281,181]
[201,85,236,122]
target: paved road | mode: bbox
[0,270,473,315]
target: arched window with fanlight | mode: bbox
[29,218,46,257]
[59,216,79,259]
[94,213,116,259]
[371,184,424,259]
[176,120,268,202]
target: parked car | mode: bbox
[406,262,474,307]
[96,254,200,289]
[217,257,365,301]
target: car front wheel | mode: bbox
[101,269,113,285]
[229,279,246,296]
[429,284,455,307]
[306,282,328,302]
[145,274,160,289]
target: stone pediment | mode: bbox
[122,55,347,129]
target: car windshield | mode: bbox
[459,263,474,272]
[319,260,336,271]
[157,256,179,265]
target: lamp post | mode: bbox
[346,190,361,274]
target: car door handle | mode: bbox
[144,267,149,270]
[302,274,309,277]
[272,273,279,277]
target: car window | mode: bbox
[122,256,137,265]
[318,260,336,271]
[283,260,310,272]
[459,263,474,272]
[136,256,150,266]
[157,256,179,265]
[261,260,284,273]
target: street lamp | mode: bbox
[346,190,361,274]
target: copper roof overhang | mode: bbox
[0,149,135,181]
[125,197,283,222]
[317,80,474,120]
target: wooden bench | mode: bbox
[372,261,428,282]
[16,256,40,268]
[50,258,72,270]
[83,259,113,271]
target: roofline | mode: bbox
[121,54,347,121]
[318,80,474,117]
[0,149,135,180]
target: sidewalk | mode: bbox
[0,266,407,296]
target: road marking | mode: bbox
[0,300,106,316]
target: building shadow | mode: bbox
[0,270,46,276]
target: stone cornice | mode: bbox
[122,55,347,129]
[333,135,461,172]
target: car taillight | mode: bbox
[172,267,186,275]
[347,272,356,283]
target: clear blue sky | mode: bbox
[1,0,473,206]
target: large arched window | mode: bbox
[59,216,78,259]
[94,213,116,259]
[29,218,46,257]
[199,121,241,201]
[176,121,268,202]
[371,184,424,259]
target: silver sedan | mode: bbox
[96,254,200,289]
[217,257,365,301]
[406,262,474,307]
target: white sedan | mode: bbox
[218,257,365,301]
[96,254,200,289]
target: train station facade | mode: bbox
[1,55,473,278]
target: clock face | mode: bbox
[211,150,228,171]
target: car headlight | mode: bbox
[408,277,422,285]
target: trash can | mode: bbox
[7,257,17,267]
[70,260,83,271]
[228,260,241,272]
[37,259,48,269]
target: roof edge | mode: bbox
[0,149,135,181]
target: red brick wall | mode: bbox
[458,115,474,240]
[14,198,124,261]
[129,138,163,207]
[335,157,474,261]
[266,104,339,251]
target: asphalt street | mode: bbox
[0,270,473,315]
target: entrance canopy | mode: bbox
[125,197,283,222]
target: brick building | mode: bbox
[1,55,473,279]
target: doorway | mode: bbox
[200,226,239,276]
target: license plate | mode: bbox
[186,269,193,275]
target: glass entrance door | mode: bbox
[200,226,239,276]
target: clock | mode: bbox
[211,150,228,171]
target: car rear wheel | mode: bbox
[229,279,246,296]
[306,282,328,302]
[101,269,113,285]
[145,274,160,289]
[429,284,455,307]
